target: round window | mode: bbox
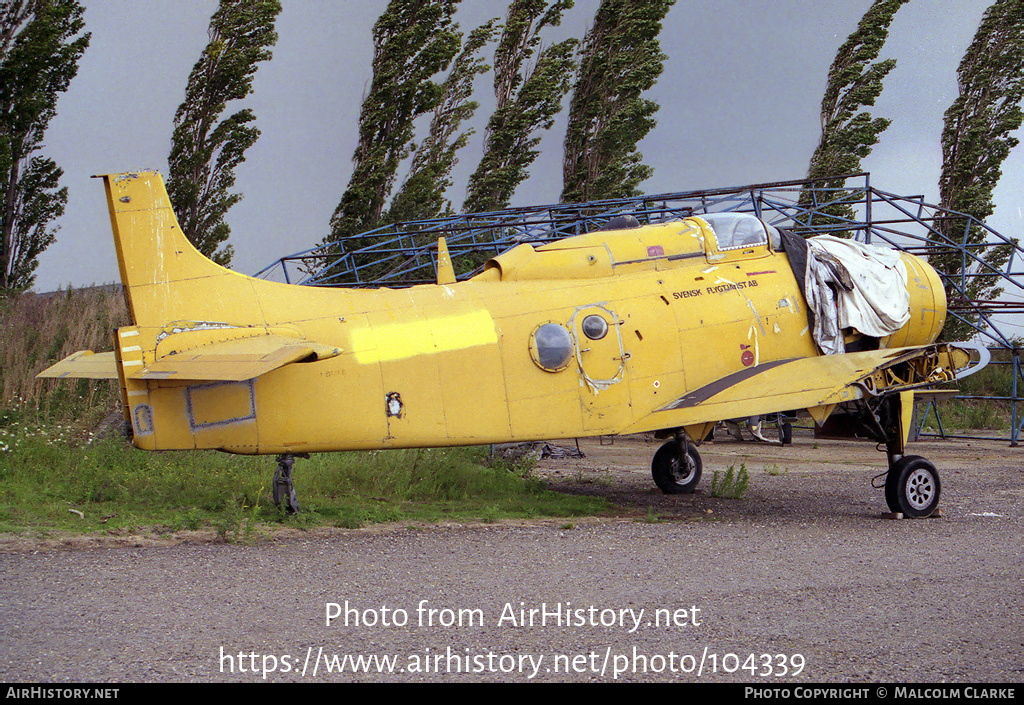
[530,323,574,371]
[582,314,608,340]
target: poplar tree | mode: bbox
[560,0,673,204]
[385,20,498,223]
[463,0,577,213]
[933,0,1023,340]
[0,0,89,293]
[800,0,908,228]
[167,0,281,267]
[329,0,462,241]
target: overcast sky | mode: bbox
[34,0,1022,320]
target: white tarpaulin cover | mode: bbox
[804,236,911,355]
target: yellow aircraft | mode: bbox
[40,171,983,518]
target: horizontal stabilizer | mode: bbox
[37,337,342,383]
[37,351,118,380]
[128,334,341,382]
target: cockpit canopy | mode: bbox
[696,213,782,251]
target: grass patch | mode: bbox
[710,464,749,499]
[920,356,1021,432]
[0,428,610,538]
[918,399,1013,432]
[957,356,1019,398]
[637,506,664,524]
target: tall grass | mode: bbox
[0,286,127,427]
[911,348,1021,432]
[0,432,607,535]
[932,350,1022,431]
[958,356,1019,399]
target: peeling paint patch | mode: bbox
[679,223,702,240]
[385,392,403,418]
[185,379,256,430]
[745,298,767,335]
[156,320,238,345]
[133,404,154,436]
[777,295,801,314]
[568,303,626,395]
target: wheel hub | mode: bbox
[674,452,696,483]
[905,468,936,511]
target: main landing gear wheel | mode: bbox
[885,455,941,518]
[777,417,793,445]
[652,441,702,494]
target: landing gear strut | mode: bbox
[273,453,308,514]
[871,393,941,518]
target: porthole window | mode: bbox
[582,314,609,340]
[530,323,574,371]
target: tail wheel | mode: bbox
[273,454,302,514]
[652,441,702,494]
[885,455,941,518]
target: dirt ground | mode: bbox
[534,429,1024,523]
[1,430,1021,683]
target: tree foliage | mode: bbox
[329,0,463,242]
[800,0,907,229]
[463,0,577,213]
[933,0,1023,340]
[167,0,281,267]
[0,0,89,293]
[560,0,672,204]
[385,20,497,224]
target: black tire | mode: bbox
[652,441,702,494]
[885,455,940,518]
[778,419,793,445]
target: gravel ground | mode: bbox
[1,432,1021,683]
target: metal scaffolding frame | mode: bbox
[255,173,1023,445]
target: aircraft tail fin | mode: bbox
[99,171,255,328]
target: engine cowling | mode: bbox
[881,253,947,348]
